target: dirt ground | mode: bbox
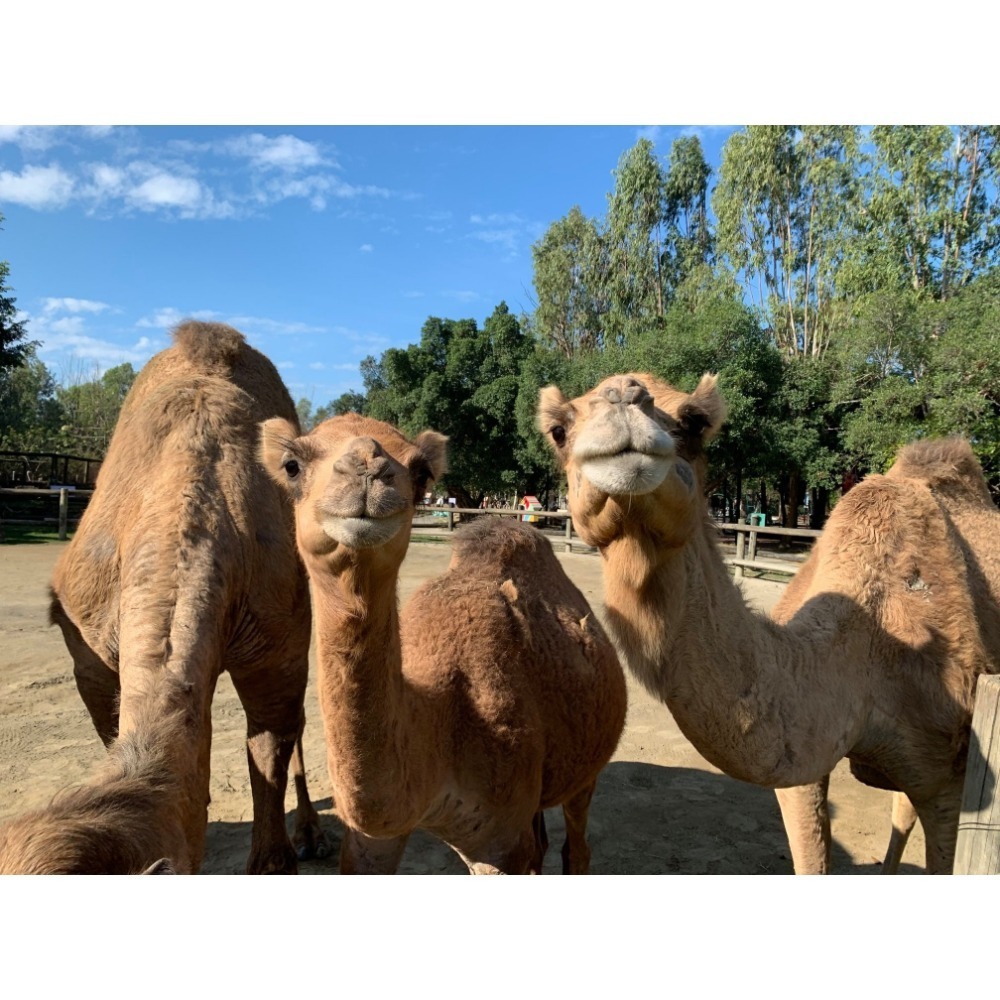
[0,535,926,875]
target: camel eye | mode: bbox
[550,426,566,447]
[283,459,300,479]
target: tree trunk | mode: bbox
[809,486,829,530]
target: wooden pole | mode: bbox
[954,674,1000,874]
[735,529,746,578]
[564,516,573,553]
[58,487,69,540]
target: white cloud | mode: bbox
[470,212,524,225]
[445,290,481,303]
[43,298,111,315]
[277,361,295,370]
[128,172,203,210]
[225,133,326,172]
[0,126,61,151]
[360,243,373,253]
[636,125,663,143]
[35,326,164,371]
[47,316,87,336]
[136,307,221,329]
[470,228,518,253]
[0,163,75,209]
[309,362,326,370]
[225,315,326,336]
[0,130,391,220]
[401,290,425,298]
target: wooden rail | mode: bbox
[413,507,821,575]
[954,674,1000,874]
[717,523,822,578]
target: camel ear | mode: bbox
[537,385,573,462]
[259,418,303,487]
[141,858,176,875]
[409,430,448,502]
[676,374,727,446]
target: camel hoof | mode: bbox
[294,824,332,862]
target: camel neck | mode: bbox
[602,521,871,787]
[309,556,426,829]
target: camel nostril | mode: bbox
[603,386,622,405]
[622,384,653,412]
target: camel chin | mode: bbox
[322,514,405,548]
[581,452,672,497]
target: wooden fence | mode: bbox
[413,506,820,576]
[954,674,1000,874]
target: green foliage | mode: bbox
[364,303,536,503]
[1,215,34,376]
[55,363,138,457]
[531,206,605,355]
[714,125,861,356]
[295,391,366,432]
[0,346,64,451]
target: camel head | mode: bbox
[260,413,447,572]
[538,372,726,549]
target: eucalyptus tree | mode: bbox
[602,137,668,344]
[531,206,605,356]
[662,133,713,293]
[713,125,861,357]
[848,126,1000,300]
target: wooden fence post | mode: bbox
[447,508,454,532]
[564,516,573,553]
[954,674,1000,874]
[735,529,746,578]
[58,487,69,541]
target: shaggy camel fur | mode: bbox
[769,437,1000,872]
[260,413,627,874]
[0,322,326,874]
[538,372,1000,874]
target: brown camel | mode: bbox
[0,321,326,874]
[538,372,1000,874]
[260,412,627,874]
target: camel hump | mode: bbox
[172,320,247,371]
[451,517,553,572]
[886,437,992,506]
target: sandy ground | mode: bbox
[0,536,926,875]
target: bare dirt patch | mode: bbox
[0,537,923,874]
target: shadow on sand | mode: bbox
[202,762,924,875]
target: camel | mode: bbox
[0,321,326,874]
[259,412,627,874]
[538,372,1000,874]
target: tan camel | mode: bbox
[0,321,326,874]
[538,372,1000,874]
[260,412,627,874]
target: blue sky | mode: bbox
[0,125,737,408]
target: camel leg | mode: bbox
[289,734,331,861]
[774,776,831,874]
[561,780,597,874]
[460,826,537,874]
[529,810,549,874]
[912,784,963,874]
[51,599,120,747]
[340,828,410,874]
[229,664,305,875]
[882,792,918,874]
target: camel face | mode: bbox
[261,413,447,561]
[539,372,726,548]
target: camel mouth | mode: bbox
[320,512,407,548]
[580,451,672,496]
